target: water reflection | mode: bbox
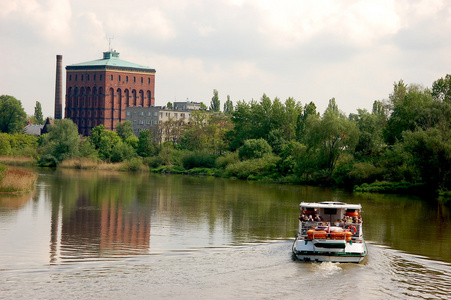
[1,168,451,267]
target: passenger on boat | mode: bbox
[314,214,322,222]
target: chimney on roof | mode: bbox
[54,55,63,119]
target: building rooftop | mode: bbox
[66,51,156,73]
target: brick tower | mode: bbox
[65,51,156,135]
[54,55,63,119]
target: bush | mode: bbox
[225,154,278,179]
[144,156,161,168]
[182,151,216,169]
[216,152,239,169]
[238,139,272,161]
[38,154,58,167]
[120,157,146,172]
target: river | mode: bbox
[1,169,451,299]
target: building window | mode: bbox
[140,112,144,116]
[69,75,72,81]
[153,112,158,117]
[126,76,128,83]
[81,75,84,81]
[126,111,130,116]
[133,76,136,83]
[87,74,89,81]
[118,75,121,82]
[75,75,78,81]
[111,75,113,81]
[148,78,150,84]
[100,75,103,80]
[141,77,143,84]
[147,112,151,116]
[94,74,96,81]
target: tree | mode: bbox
[166,102,173,109]
[210,89,220,112]
[40,119,80,163]
[223,95,233,114]
[296,101,317,142]
[432,74,451,103]
[137,129,156,157]
[0,95,27,133]
[304,98,359,171]
[238,138,272,160]
[384,83,433,144]
[34,101,44,125]
[115,120,134,141]
[90,124,122,161]
[200,102,207,110]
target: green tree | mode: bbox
[200,102,207,110]
[296,101,318,142]
[40,119,80,163]
[432,74,451,103]
[223,95,233,114]
[34,101,44,125]
[0,95,27,133]
[115,120,134,141]
[166,102,173,109]
[90,125,122,161]
[402,128,451,190]
[384,83,433,144]
[137,129,156,157]
[210,89,220,112]
[238,138,272,160]
[304,98,359,171]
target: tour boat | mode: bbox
[292,201,367,263]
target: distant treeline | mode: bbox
[2,75,451,196]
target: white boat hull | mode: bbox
[292,239,367,263]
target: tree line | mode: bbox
[2,75,451,195]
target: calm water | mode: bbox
[1,169,451,299]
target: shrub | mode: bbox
[144,156,161,168]
[238,139,272,161]
[38,154,58,167]
[216,152,239,169]
[120,157,146,172]
[225,154,278,179]
[182,151,216,169]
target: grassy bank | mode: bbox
[0,164,37,193]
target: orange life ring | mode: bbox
[349,225,357,235]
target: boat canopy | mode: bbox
[299,201,361,211]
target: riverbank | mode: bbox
[0,156,444,198]
[0,163,37,193]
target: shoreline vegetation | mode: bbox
[0,163,37,194]
[2,76,451,201]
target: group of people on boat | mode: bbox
[299,213,322,222]
[334,215,362,225]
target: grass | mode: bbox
[0,155,36,167]
[0,166,38,193]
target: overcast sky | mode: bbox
[1,0,450,118]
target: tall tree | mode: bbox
[115,120,134,141]
[223,95,233,114]
[166,102,173,109]
[40,119,80,162]
[0,95,27,133]
[304,99,359,171]
[210,89,220,112]
[34,101,44,125]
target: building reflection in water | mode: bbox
[48,172,151,264]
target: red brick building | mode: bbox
[65,51,156,135]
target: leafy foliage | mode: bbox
[0,95,27,133]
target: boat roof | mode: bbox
[300,201,361,210]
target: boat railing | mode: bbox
[299,221,362,238]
